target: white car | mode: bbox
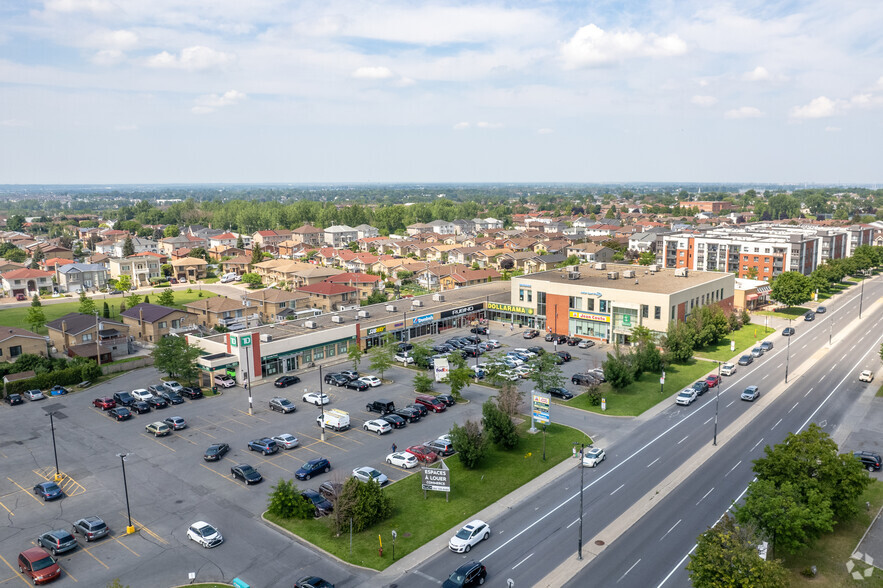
[499,371,521,382]
[386,451,419,469]
[360,376,382,387]
[131,389,153,402]
[364,419,392,435]
[302,392,330,405]
[394,353,415,365]
[186,521,223,548]
[163,381,183,392]
[581,447,606,468]
[213,374,235,388]
[860,370,875,383]
[513,348,537,358]
[676,388,698,406]
[448,520,491,553]
[272,434,299,450]
[720,363,736,377]
[486,340,502,349]
[352,466,389,485]
[504,356,524,366]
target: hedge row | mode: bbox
[4,362,101,396]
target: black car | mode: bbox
[394,407,422,423]
[804,311,815,322]
[180,386,203,399]
[131,400,151,414]
[345,379,369,391]
[566,337,580,346]
[523,329,540,339]
[324,373,349,387]
[204,442,230,461]
[274,375,301,388]
[549,354,565,365]
[397,342,413,352]
[380,413,407,429]
[108,407,132,421]
[547,387,574,400]
[295,576,335,588]
[442,561,487,588]
[231,463,262,484]
[112,391,135,406]
[433,344,453,353]
[445,339,465,349]
[462,346,481,358]
[737,355,754,366]
[551,334,568,344]
[556,351,572,361]
[296,458,331,481]
[571,373,598,386]
[691,381,709,396]
[470,326,488,335]
[783,327,795,336]
[545,332,556,342]
[437,393,456,406]
[301,489,333,517]
[161,390,185,405]
[5,393,23,405]
[407,403,429,418]
[527,346,544,355]
[462,335,482,344]
[854,451,883,472]
[146,396,169,409]
[816,306,827,314]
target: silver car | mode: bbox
[272,434,299,449]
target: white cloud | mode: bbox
[724,106,763,119]
[352,66,394,80]
[42,0,115,13]
[691,95,717,107]
[147,46,234,71]
[88,29,138,50]
[114,124,138,132]
[453,122,470,131]
[790,96,842,119]
[742,66,771,81]
[191,90,246,114]
[476,121,503,129]
[1,119,31,127]
[92,49,124,66]
[561,24,687,68]
[825,126,841,132]
[394,77,416,87]
[876,77,883,90]
[537,128,553,134]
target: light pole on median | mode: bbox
[117,453,135,534]
[48,412,61,482]
[713,361,721,446]
[572,441,585,560]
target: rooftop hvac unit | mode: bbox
[432,293,445,302]
[647,264,659,272]
[412,299,423,307]
[331,315,344,323]
[386,305,397,312]
[357,310,370,318]
[622,270,635,278]
[304,321,318,329]
[568,271,581,280]
[607,271,619,280]
[259,334,273,342]
[674,268,688,277]
[595,262,607,270]
[567,265,579,273]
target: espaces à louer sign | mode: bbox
[421,465,451,493]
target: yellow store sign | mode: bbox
[488,302,535,315]
[569,311,611,323]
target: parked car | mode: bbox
[448,520,491,553]
[547,387,574,400]
[111,391,135,406]
[394,353,416,365]
[180,386,203,399]
[109,407,132,421]
[33,481,64,501]
[345,379,369,391]
[854,450,883,472]
[804,311,815,321]
[352,466,389,485]
[691,380,710,396]
[705,375,721,388]
[301,489,333,517]
[131,389,153,402]
[147,384,168,395]
[720,363,736,376]
[737,355,754,366]
[566,337,580,346]
[296,458,331,481]
[318,481,343,501]
[386,451,419,469]
[214,374,235,388]
[366,399,396,415]
[146,396,168,409]
[859,370,875,383]
[816,306,827,314]
[204,443,230,461]
[163,416,187,430]
[24,389,45,401]
[406,445,438,463]
[93,397,116,410]
[163,381,183,392]
[364,419,392,435]
[274,375,301,388]
[269,397,296,413]
[741,386,760,402]
[161,390,185,405]
[578,339,595,349]
[394,406,421,423]
[571,373,598,386]
[782,327,795,336]
[587,368,606,382]
[324,373,350,386]
[145,421,171,436]
[247,438,279,455]
[339,370,359,380]
[486,339,502,349]
[187,521,224,548]
[581,446,606,468]
[676,388,698,406]
[71,516,109,542]
[470,326,489,335]
[442,561,487,588]
[380,413,407,429]
[15,293,26,301]
[5,393,23,405]
[556,351,572,361]
[17,547,61,584]
[415,395,447,413]
[396,342,413,352]
[231,463,262,484]
[759,341,774,352]
[750,347,764,358]
[425,439,455,457]
[437,393,456,406]
[522,329,539,339]
[303,392,330,405]
[407,403,429,417]
[295,576,335,588]
[361,376,382,387]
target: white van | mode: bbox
[220,273,238,283]
[317,409,350,431]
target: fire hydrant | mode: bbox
[379,547,383,557]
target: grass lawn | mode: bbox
[693,325,776,362]
[266,420,592,570]
[0,290,217,334]
[783,480,883,587]
[565,359,717,416]
[754,306,810,320]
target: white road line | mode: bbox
[660,520,681,541]
[820,375,826,382]
[567,518,579,529]
[647,457,660,468]
[696,487,714,506]
[788,402,799,413]
[761,374,768,380]
[777,362,784,368]
[771,418,783,430]
[830,365,836,372]
[413,570,441,584]
[512,552,534,570]
[725,461,742,477]
[611,483,625,496]
[726,400,735,408]
[805,387,814,397]
[703,417,713,425]
[678,435,689,444]
[618,559,641,583]
[801,343,808,349]
[751,438,764,452]
[850,343,858,352]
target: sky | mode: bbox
[0,0,881,185]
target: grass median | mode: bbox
[265,420,591,571]
[754,306,810,320]
[693,324,776,362]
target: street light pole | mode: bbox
[573,442,585,560]
[48,412,61,482]
[318,365,326,442]
[713,361,721,446]
[117,453,135,534]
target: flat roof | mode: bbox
[197,281,511,343]
[521,263,732,295]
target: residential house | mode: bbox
[498,251,542,271]
[563,226,587,239]
[291,225,324,246]
[107,237,159,257]
[427,220,457,235]
[84,253,110,268]
[120,303,199,342]
[472,248,514,268]
[109,255,162,287]
[54,263,109,293]
[251,230,293,249]
[40,258,75,271]
[170,257,209,281]
[209,232,249,249]
[353,224,380,240]
[425,244,462,262]
[1,268,54,297]
[297,282,359,312]
[534,253,568,271]
[584,224,620,238]
[159,234,205,256]
[221,255,253,276]
[245,288,311,322]
[0,327,47,359]
[628,231,660,254]
[533,240,571,255]
[406,223,432,236]
[0,261,26,274]
[564,243,615,263]
[324,225,359,247]
[338,252,380,273]
[294,266,345,287]
[502,237,540,252]
[572,217,599,229]
[46,312,130,362]
[276,239,306,258]
[185,297,255,331]
[207,246,245,261]
[414,264,468,290]
[447,247,485,265]
[324,272,383,301]
[439,268,501,290]
[31,244,73,260]
[451,219,475,235]
[543,221,569,233]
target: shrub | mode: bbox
[482,399,518,449]
[586,390,603,406]
[336,477,392,532]
[267,478,314,519]
[450,419,487,469]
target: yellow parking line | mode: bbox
[68,545,109,570]
[192,428,217,439]
[255,455,294,474]
[199,463,241,487]
[128,517,168,545]
[298,433,348,452]
[0,500,12,516]
[141,434,176,452]
[235,409,270,423]
[63,569,78,582]
[0,554,27,586]
[0,576,23,585]
[113,536,139,556]
[6,478,42,505]
[173,434,199,446]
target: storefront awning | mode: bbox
[745,294,759,301]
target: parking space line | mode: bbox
[299,435,348,452]
[199,463,242,487]
[190,427,217,439]
[6,478,42,505]
[63,568,78,582]
[67,544,110,570]
[173,434,199,446]
[141,434,176,452]
[113,536,140,556]
[32,469,86,497]
[226,416,253,428]
[234,409,271,423]
[128,517,168,545]
[0,553,27,586]
[255,455,295,474]
[0,499,12,516]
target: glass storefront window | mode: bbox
[314,347,324,360]
[338,341,348,354]
[568,318,608,339]
[326,344,335,358]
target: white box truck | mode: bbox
[317,409,350,431]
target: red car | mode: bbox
[92,397,116,410]
[406,445,438,463]
[15,293,27,301]
[18,547,61,584]
[415,395,447,413]
[705,375,721,388]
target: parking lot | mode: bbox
[0,323,609,587]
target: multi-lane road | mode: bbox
[390,277,883,588]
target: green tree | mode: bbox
[663,320,695,362]
[414,372,434,394]
[347,343,362,372]
[6,215,25,231]
[78,290,97,315]
[143,295,149,304]
[106,579,130,588]
[527,352,564,394]
[122,235,135,257]
[556,254,581,268]
[251,242,264,265]
[151,336,202,383]
[102,301,110,319]
[687,514,788,588]
[444,353,473,401]
[160,263,173,277]
[116,274,132,292]
[368,336,394,380]
[236,234,244,249]
[638,251,656,265]
[240,272,262,287]
[770,271,813,307]
[266,478,314,519]
[450,419,487,469]
[26,306,47,333]
[31,293,41,307]
[363,290,388,305]
[482,398,518,449]
[602,350,634,390]
[126,292,142,308]
[336,477,392,532]
[30,245,44,269]
[157,288,175,307]
[408,339,433,369]
[163,225,180,238]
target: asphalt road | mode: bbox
[386,277,883,588]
